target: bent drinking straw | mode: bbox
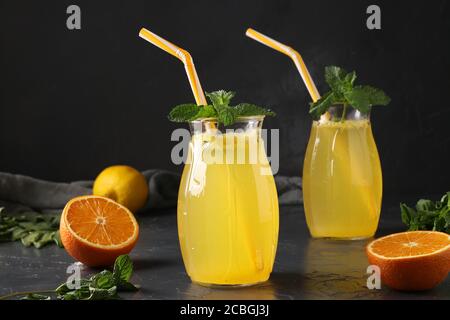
[139,28,257,270]
[245,28,321,103]
[139,28,207,106]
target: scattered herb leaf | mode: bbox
[0,255,139,300]
[168,90,275,125]
[0,208,62,249]
[400,192,450,233]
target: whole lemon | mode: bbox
[93,165,149,213]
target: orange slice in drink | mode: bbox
[367,231,450,291]
[60,195,139,267]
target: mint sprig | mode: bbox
[168,90,276,125]
[0,255,139,300]
[0,208,62,249]
[309,66,390,120]
[401,192,450,234]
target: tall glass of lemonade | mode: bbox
[177,116,279,286]
[303,106,383,239]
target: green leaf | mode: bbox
[309,92,336,120]
[325,66,347,93]
[168,104,202,122]
[441,192,450,208]
[168,90,276,125]
[88,286,118,300]
[205,90,236,126]
[416,199,435,212]
[53,231,63,247]
[55,283,71,296]
[364,85,391,106]
[62,285,91,300]
[400,203,412,227]
[21,293,51,300]
[308,66,391,118]
[205,90,235,106]
[21,231,42,247]
[400,192,450,233]
[34,231,55,249]
[55,279,90,296]
[233,103,276,117]
[216,107,236,126]
[344,71,357,86]
[113,255,133,282]
[11,227,27,241]
[193,105,216,119]
[345,85,390,113]
[0,210,62,249]
[91,270,116,289]
[5,255,139,301]
[344,87,371,113]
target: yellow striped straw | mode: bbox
[139,28,207,106]
[245,28,321,103]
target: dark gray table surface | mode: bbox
[1,204,449,300]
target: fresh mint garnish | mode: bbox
[309,66,390,120]
[0,208,62,249]
[168,90,276,125]
[0,254,139,300]
[205,90,235,106]
[401,192,450,233]
[234,103,276,117]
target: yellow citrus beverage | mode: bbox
[303,119,382,239]
[178,121,279,286]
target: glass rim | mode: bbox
[188,115,266,124]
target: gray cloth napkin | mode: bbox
[0,170,301,214]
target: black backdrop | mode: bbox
[1,0,449,199]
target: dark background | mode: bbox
[1,0,449,200]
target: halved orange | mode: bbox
[60,195,139,267]
[367,231,450,291]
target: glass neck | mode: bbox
[323,105,370,122]
[189,117,265,135]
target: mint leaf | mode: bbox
[344,71,357,86]
[400,203,414,228]
[168,104,201,122]
[194,105,216,119]
[3,255,140,300]
[310,66,390,119]
[168,104,217,122]
[400,192,450,233]
[21,293,51,300]
[309,91,336,120]
[363,85,391,106]
[325,66,346,90]
[88,286,118,300]
[344,85,390,113]
[0,210,62,249]
[91,270,116,289]
[344,88,371,113]
[113,255,133,282]
[206,90,236,125]
[324,66,354,99]
[217,107,236,126]
[205,90,235,106]
[233,103,276,117]
[168,90,276,125]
